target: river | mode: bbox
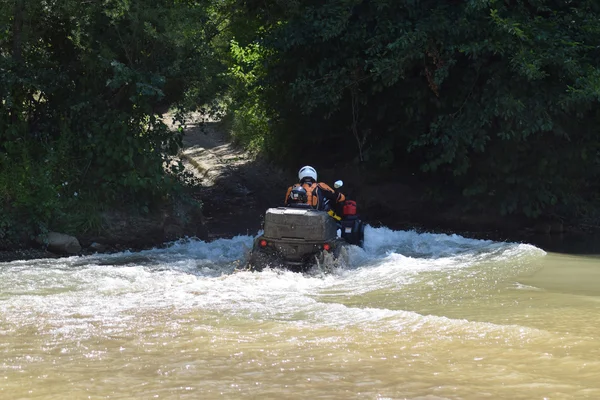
[1,226,599,399]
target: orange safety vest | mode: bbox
[301,182,320,208]
[285,182,344,210]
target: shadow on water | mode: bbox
[458,229,600,257]
[523,233,600,257]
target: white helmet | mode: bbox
[298,165,317,181]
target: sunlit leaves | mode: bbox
[231,0,600,218]
[0,0,230,239]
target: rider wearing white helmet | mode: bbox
[285,165,345,211]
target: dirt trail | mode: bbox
[168,114,547,246]
[172,113,290,239]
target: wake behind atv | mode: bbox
[247,205,364,273]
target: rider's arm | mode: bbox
[318,183,346,203]
[284,186,292,205]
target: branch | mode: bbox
[451,66,481,118]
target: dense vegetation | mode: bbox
[230,0,600,221]
[0,0,228,244]
[2,0,600,246]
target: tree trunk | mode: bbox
[12,0,24,64]
[10,0,25,126]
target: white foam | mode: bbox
[0,227,546,339]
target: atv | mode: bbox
[247,183,365,273]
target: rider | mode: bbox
[284,165,346,211]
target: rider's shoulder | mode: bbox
[317,182,334,191]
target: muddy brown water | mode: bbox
[1,228,599,399]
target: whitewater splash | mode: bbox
[0,226,545,339]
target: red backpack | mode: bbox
[342,200,357,216]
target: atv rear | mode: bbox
[247,207,348,272]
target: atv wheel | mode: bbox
[247,251,280,272]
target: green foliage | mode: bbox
[0,142,60,240]
[229,0,600,219]
[0,0,229,242]
[3,0,600,241]
[225,40,271,154]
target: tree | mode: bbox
[230,0,600,219]
[0,0,230,241]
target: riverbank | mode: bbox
[1,113,597,263]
